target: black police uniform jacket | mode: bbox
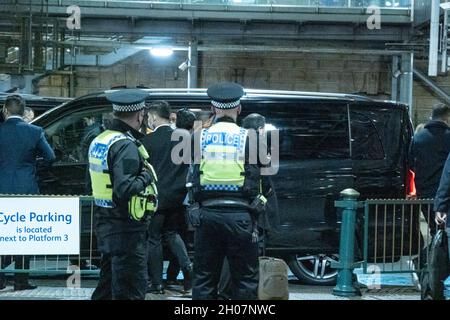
[94,119,153,253]
[410,120,450,198]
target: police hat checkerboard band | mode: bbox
[112,101,145,112]
[211,99,241,109]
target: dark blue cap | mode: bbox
[207,82,244,109]
[105,89,148,112]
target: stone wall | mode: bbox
[36,50,450,127]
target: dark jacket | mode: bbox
[94,119,153,244]
[141,124,188,210]
[435,154,450,217]
[0,117,55,194]
[410,120,450,198]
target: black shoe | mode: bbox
[14,284,37,291]
[147,284,164,294]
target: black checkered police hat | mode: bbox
[207,82,244,109]
[106,89,148,112]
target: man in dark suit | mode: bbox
[141,101,192,294]
[0,95,55,291]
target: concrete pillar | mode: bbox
[20,17,32,72]
[399,53,414,116]
[391,55,399,102]
[34,31,44,71]
[428,0,440,76]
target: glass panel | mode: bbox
[239,102,350,160]
[350,111,385,160]
[45,108,114,164]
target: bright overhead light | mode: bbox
[441,2,450,10]
[14,47,19,51]
[150,47,173,57]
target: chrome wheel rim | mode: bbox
[296,254,339,281]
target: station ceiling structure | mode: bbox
[0,0,437,111]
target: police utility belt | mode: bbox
[199,196,266,213]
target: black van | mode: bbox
[31,89,414,285]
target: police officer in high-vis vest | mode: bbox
[190,82,266,300]
[88,89,158,300]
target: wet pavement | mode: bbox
[0,259,422,300]
[0,278,420,300]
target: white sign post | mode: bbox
[0,197,80,255]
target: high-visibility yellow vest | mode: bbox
[199,122,248,192]
[88,130,158,220]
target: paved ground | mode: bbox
[0,258,423,300]
[0,278,420,300]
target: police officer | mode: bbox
[217,113,279,300]
[88,89,158,300]
[190,82,266,300]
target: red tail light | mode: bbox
[408,169,416,197]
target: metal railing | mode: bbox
[362,198,434,275]
[332,189,437,296]
[1,192,434,283]
[0,196,99,276]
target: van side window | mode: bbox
[275,104,350,160]
[350,112,385,160]
[44,108,113,164]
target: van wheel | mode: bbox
[287,254,339,286]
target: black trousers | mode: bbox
[0,255,31,286]
[192,208,258,300]
[91,231,148,300]
[165,206,191,281]
[148,212,165,286]
[148,208,191,286]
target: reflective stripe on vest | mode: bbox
[88,130,128,208]
[200,122,247,192]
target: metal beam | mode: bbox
[413,68,450,105]
[41,44,410,71]
[400,53,414,114]
[0,2,412,24]
[188,40,198,89]
[0,18,411,42]
[66,42,410,55]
